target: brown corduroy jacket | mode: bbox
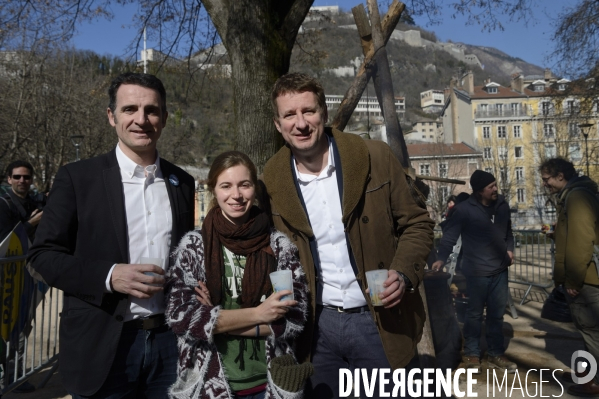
[263,128,435,369]
[553,176,599,290]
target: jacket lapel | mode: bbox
[160,160,180,242]
[263,146,313,237]
[330,128,370,222]
[263,128,371,236]
[103,150,129,263]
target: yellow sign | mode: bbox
[0,222,30,343]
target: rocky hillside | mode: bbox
[292,11,544,123]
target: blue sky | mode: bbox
[71,0,575,70]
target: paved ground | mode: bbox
[4,284,590,399]
[455,287,585,399]
[4,364,68,399]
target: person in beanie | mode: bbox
[432,170,516,372]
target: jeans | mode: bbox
[71,324,178,399]
[308,306,404,399]
[463,269,508,358]
[565,284,599,383]
[234,391,266,399]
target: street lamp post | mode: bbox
[70,135,84,162]
[578,123,594,176]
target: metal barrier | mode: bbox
[509,230,555,304]
[0,254,61,394]
[435,228,555,310]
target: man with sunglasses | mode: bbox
[0,160,43,242]
[0,160,42,393]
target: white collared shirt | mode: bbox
[105,144,173,321]
[294,138,366,308]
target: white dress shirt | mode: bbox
[105,144,173,321]
[294,137,366,308]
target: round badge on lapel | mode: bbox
[169,174,180,186]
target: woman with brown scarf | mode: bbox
[166,151,310,399]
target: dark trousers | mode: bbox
[463,269,508,358]
[566,284,599,384]
[308,306,401,399]
[71,325,178,399]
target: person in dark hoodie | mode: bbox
[432,170,516,372]
[540,158,599,397]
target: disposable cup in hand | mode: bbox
[269,270,294,301]
[365,270,388,306]
[141,257,164,286]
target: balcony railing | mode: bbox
[475,109,530,118]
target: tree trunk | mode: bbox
[202,0,313,170]
[226,4,289,170]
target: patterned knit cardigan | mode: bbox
[165,228,309,399]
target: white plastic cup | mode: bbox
[365,270,389,306]
[269,270,294,301]
[141,257,164,286]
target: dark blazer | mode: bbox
[28,149,195,396]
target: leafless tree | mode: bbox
[552,0,599,81]
[0,49,115,192]
[1,0,550,169]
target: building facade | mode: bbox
[325,95,405,120]
[408,142,482,223]
[406,119,444,143]
[420,89,445,114]
[441,70,599,227]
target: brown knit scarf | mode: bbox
[201,205,276,308]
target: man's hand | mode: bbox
[431,260,445,272]
[110,264,164,298]
[567,288,579,297]
[374,270,405,309]
[507,251,514,265]
[28,209,43,226]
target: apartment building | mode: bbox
[408,142,482,222]
[441,70,599,227]
[420,89,445,114]
[406,118,443,143]
[325,95,405,119]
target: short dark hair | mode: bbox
[6,160,33,178]
[271,72,326,118]
[108,73,167,115]
[539,157,578,181]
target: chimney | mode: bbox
[511,73,524,93]
[544,68,552,81]
[444,87,451,102]
[450,78,459,144]
[462,70,474,95]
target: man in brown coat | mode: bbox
[540,158,599,396]
[263,73,434,398]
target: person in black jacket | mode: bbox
[28,73,195,398]
[0,160,43,242]
[432,170,517,373]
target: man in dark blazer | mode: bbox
[28,73,195,397]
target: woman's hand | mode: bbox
[253,291,297,324]
[195,281,213,306]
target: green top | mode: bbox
[214,246,268,392]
